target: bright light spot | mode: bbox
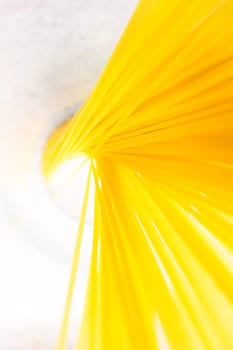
[155,314,171,350]
[50,157,88,187]
[190,204,200,214]
[48,157,94,223]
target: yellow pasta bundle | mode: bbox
[43,0,233,349]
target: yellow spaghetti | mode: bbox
[43,0,233,349]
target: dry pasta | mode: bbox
[42,1,233,349]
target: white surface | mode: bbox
[0,1,137,348]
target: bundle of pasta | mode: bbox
[43,0,233,349]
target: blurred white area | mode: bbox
[0,180,94,349]
[49,157,94,222]
[0,0,137,348]
[0,207,71,349]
